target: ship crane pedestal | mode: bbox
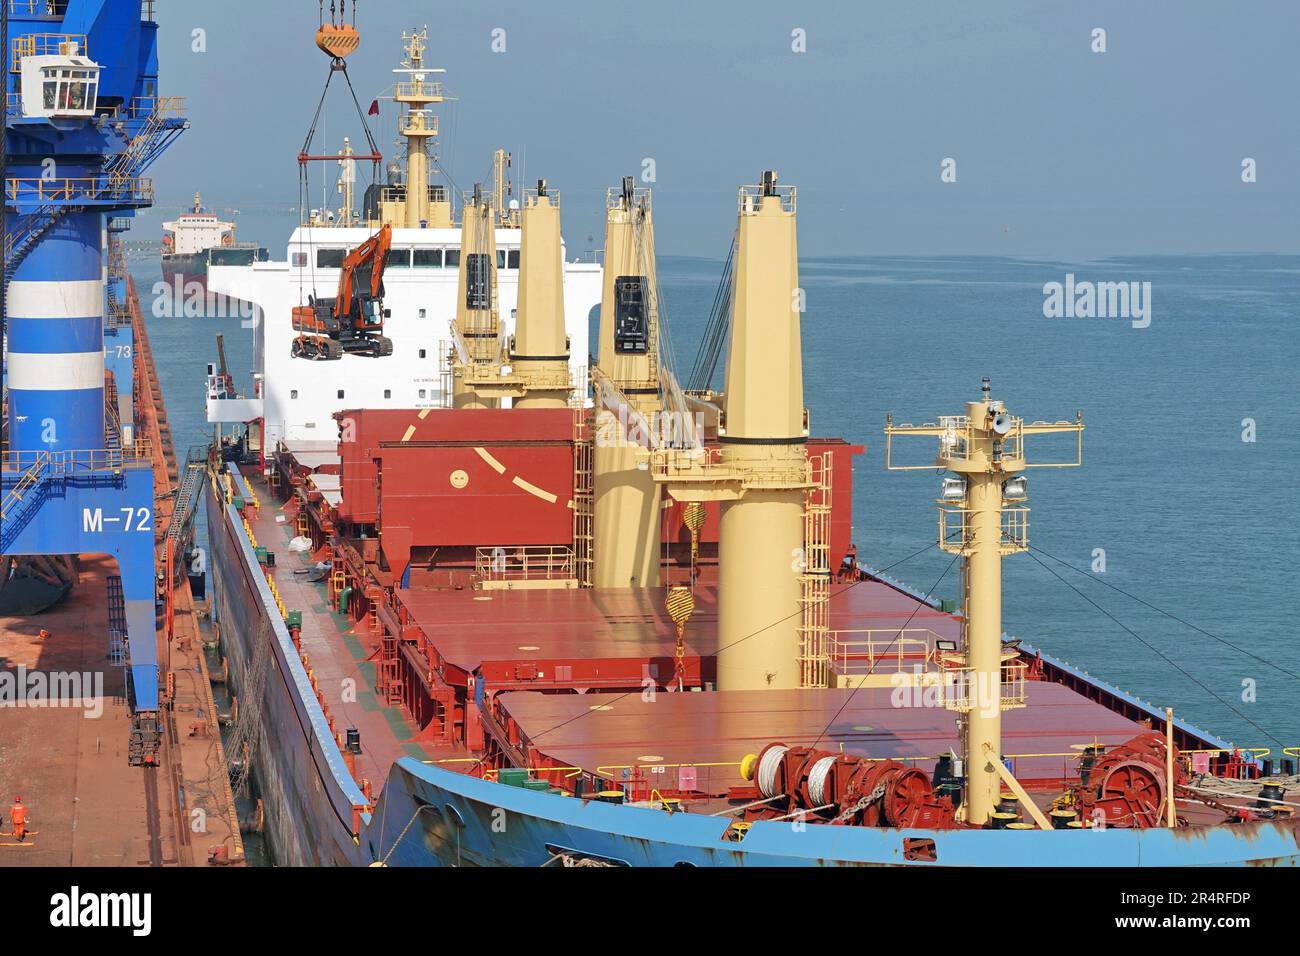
[885,380,1083,825]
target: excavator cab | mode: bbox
[291,224,395,360]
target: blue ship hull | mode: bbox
[371,760,1300,867]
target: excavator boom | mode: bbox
[335,223,392,319]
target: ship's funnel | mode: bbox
[512,180,570,409]
[716,171,807,690]
[452,185,501,409]
[593,176,662,589]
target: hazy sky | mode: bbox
[149,0,1298,258]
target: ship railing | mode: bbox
[105,96,187,121]
[649,444,811,490]
[942,659,1029,713]
[524,187,560,208]
[1,442,155,476]
[475,545,576,583]
[399,110,439,136]
[5,175,154,204]
[605,183,652,213]
[7,1,58,17]
[937,505,1029,557]
[738,181,796,214]
[394,79,446,101]
[591,761,747,803]
[9,33,87,71]
[377,184,448,208]
[827,629,945,677]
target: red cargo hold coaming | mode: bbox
[335,407,576,527]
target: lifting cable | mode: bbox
[299,0,383,303]
[1023,548,1286,747]
[1029,544,1300,684]
[686,235,736,393]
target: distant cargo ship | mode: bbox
[161,192,266,289]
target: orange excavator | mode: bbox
[291,224,394,360]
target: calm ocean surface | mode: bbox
[135,246,1300,753]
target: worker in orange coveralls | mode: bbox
[10,797,28,842]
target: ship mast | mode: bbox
[592,177,663,589]
[391,27,450,228]
[885,381,1084,825]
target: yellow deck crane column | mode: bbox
[512,181,571,409]
[885,379,1083,825]
[451,185,501,409]
[645,172,812,689]
[592,178,663,589]
[714,172,808,690]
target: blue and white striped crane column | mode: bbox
[6,211,105,452]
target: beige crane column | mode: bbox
[452,187,501,409]
[512,181,570,409]
[716,172,807,690]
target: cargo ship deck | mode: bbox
[239,446,1249,824]
[236,472,470,793]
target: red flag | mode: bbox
[368,99,380,116]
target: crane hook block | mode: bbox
[316,24,360,60]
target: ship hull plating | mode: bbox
[205,478,369,866]
[372,761,1300,868]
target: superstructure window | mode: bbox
[292,252,308,268]
[337,390,345,399]
[444,249,460,268]
[384,389,391,399]
[465,253,492,309]
[614,275,649,354]
[317,249,347,269]
[507,250,520,269]
[388,249,413,268]
[413,248,443,268]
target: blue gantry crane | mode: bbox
[1,0,186,765]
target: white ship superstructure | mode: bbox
[207,226,600,445]
[163,192,235,255]
[205,27,602,447]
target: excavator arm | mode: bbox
[334,223,392,320]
